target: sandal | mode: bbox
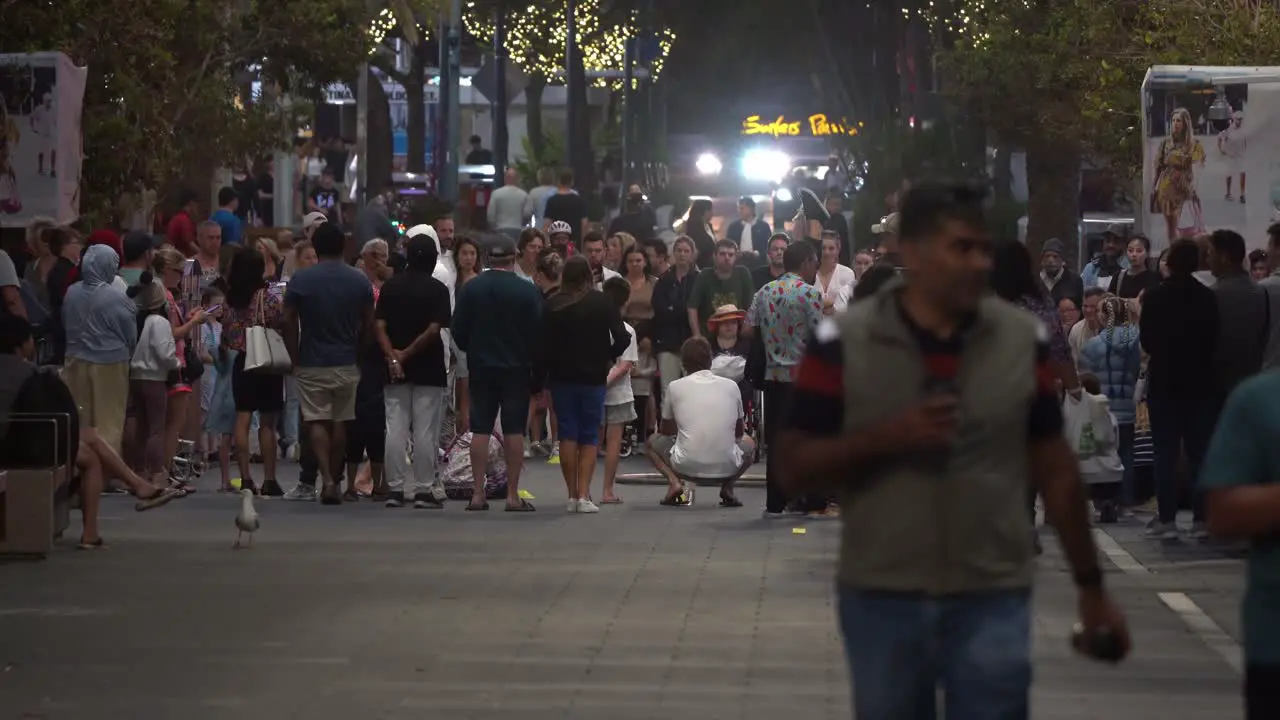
[135,487,180,512]
[319,484,343,506]
[77,538,106,551]
[341,489,362,503]
[600,496,624,505]
[466,500,490,511]
[660,488,689,507]
[505,499,536,512]
[719,494,744,508]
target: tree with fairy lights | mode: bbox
[463,1,675,165]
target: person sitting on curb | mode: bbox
[646,336,756,507]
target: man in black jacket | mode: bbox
[1139,238,1220,540]
[724,196,772,257]
[1037,238,1084,309]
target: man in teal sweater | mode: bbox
[453,237,543,512]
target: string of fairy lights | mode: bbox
[366,2,674,88]
[463,1,675,88]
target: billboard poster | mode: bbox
[1142,66,1280,252]
[0,52,87,227]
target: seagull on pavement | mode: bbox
[234,488,260,549]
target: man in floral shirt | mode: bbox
[746,241,823,516]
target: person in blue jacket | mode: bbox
[1079,295,1142,515]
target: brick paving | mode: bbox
[0,458,1245,719]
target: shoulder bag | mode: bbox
[244,290,292,373]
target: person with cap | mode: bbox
[118,231,156,290]
[1081,223,1131,290]
[452,234,543,512]
[126,275,180,485]
[871,212,902,268]
[708,304,753,430]
[374,228,454,509]
[1037,238,1084,309]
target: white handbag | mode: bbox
[243,290,292,373]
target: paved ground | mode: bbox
[0,456,1248,719]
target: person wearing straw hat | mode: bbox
[707,303,753,440]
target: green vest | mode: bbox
[834,286,1042,595]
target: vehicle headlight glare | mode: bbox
[741,149,790,183]
[695,152,722,176]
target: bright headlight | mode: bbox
[774,187,793,203]
[695,152,722,176]
[741,148,790,183]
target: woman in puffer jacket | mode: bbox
[1079,295,1143,508]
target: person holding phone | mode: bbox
[777,183,1129,718]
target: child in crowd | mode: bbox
[200,291,236,492]
[631,334,657,444]
[1074,373,1125,523]
[599,277,638,505]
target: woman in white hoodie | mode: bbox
[127,276,179,484]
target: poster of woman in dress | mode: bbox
[0,53,86,226]
[1151,107,1206,243]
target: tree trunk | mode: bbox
[526,74,547,161]
[406,42,428,174]
[368,67,394,194]
[1024,138,1081,266]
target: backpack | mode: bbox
[0,365,80,468]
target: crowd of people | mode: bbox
[8,172,1280,714]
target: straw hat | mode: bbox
[707,304,746,332]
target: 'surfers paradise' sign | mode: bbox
[741,113,862,137]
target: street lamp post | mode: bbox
[565,0,579,180]
[493,3,508,186]
[440,0,463,203]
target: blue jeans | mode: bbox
[278,376,299,446]
[1147,391,1216,524]
[838,587,1032,720]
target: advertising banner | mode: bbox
[1142,66,1280,252]
[0,52,87,226]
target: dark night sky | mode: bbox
[661,0,823,136]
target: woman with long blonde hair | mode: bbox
[1152,107,1206,243]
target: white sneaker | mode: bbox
[549,442,560,461]
[577,498,600,514]
[566,498,579,513]
[1143,521,1179,540]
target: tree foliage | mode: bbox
[934,0,1280,180]
[0,0,378,223]
[928,0,1280,253]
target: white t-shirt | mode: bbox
[0,250,18,289]
[594,265,621,290]
[663,369,744,477]
[604,322,639,407]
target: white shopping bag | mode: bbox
[1063,393,1123,484]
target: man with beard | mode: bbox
[1081,224,1130,290]
[1036,239,1084,309]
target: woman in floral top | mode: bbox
[219,247,287,496]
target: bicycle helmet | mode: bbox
[547,220,572,237]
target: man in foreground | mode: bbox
[779,182,1129,717]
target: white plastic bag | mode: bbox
[1063,394,1123,485]
[710,354,746,383]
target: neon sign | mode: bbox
[741,114,861,137]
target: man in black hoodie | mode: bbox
[1139,238,1219,540]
